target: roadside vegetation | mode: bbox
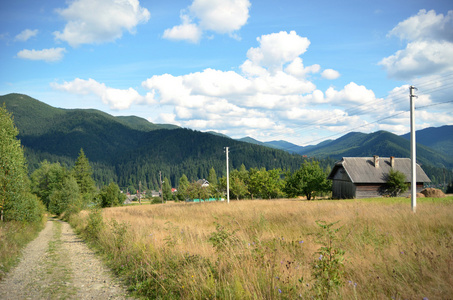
[0,105,46,279]
[69,197,453,299]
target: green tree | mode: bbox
[177,174,190,200]
[187,181,209,200]
[162,177,172,201]
[207,167,218,186]
[99,182,125,207]
[284,161,331,200]
[30,161,67,208]
[207,167,220,198]
[447,181,453,194]
[48,175,80,215]
[247,167,283,199]
[386,169,408,197]
[0,105,44,222]
[228,169,249,200]
[72,148,96,196]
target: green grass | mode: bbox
[0,217,46,280]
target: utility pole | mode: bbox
[410,86,417,213]
[159,171,164,204]
[225,147,230,204]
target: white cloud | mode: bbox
[54,0,150,47]
[388,9,453,42]
[321,69,340,80]
[379,40,453,79]
[325,82,377,106]
[51,78,152,110]
[244,31,311,73]
[285,57,320,78]
[14,29,38,42]
[163,0,250,42]
[17,48,66,62]
[190,0,250,34]
[380,9,453,79]
[162,14,202,43]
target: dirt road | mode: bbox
[0,218,131,299]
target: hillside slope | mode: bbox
[1,93,309,188]
[299,130,453,168]
[400,125,453,157]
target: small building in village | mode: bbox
[327,156,431,199]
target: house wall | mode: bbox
[399,183,424,198]
[354,183,424,199]
[332,180,356,199]
[331,167,355,199]
[355,184,382,198]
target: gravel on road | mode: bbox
[0,218,132,299]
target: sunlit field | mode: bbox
[70,197,453,299]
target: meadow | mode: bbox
[70,197,453,299]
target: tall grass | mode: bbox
[70,198,453,299]
[0,217,47,280]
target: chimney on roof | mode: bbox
[374,155,379,168]
[390,156,395,168]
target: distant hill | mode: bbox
[116,115,179,131]
[237,136,275,148]
[1,93,310,189]
[2,93,451,189]
[299,130,453,168]
[400,125,453,157]
[263,140,304,153]
[236,126,453,169]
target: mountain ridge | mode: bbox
[2,93,452,190]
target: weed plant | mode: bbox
[69,197,453,299]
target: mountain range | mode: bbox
[2,93,452,189]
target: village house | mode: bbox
[327,156,430,199]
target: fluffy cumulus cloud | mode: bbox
[143,30,417,140]
[17,48,66,62]
[51,78,154,110]
[14,29,38,42]
[53,27,450,144]
[321,69,340,80]
[163,0,250,42]
[325,82,377,106]
[163,14,202,43]
[54,0,150,47]
[243,31,311,74]
[379,9,453,79]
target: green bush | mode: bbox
[85,207,104,241]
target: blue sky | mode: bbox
[1,0,452,146]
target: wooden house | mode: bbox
[327,156,430,199]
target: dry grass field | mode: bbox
[70,197,453,299]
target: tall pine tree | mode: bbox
[72,148,96,198]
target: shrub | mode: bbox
[386,169,408,197]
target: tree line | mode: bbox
[163,161,332,202]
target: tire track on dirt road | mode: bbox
[0,218,132,299]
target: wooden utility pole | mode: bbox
[410,86,417,213]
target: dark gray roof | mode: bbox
[327,157,431,183]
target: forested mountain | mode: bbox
[2,93,317,190]
[400,125,453,157]
[297,130,453,168]
[2,93,451,191]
